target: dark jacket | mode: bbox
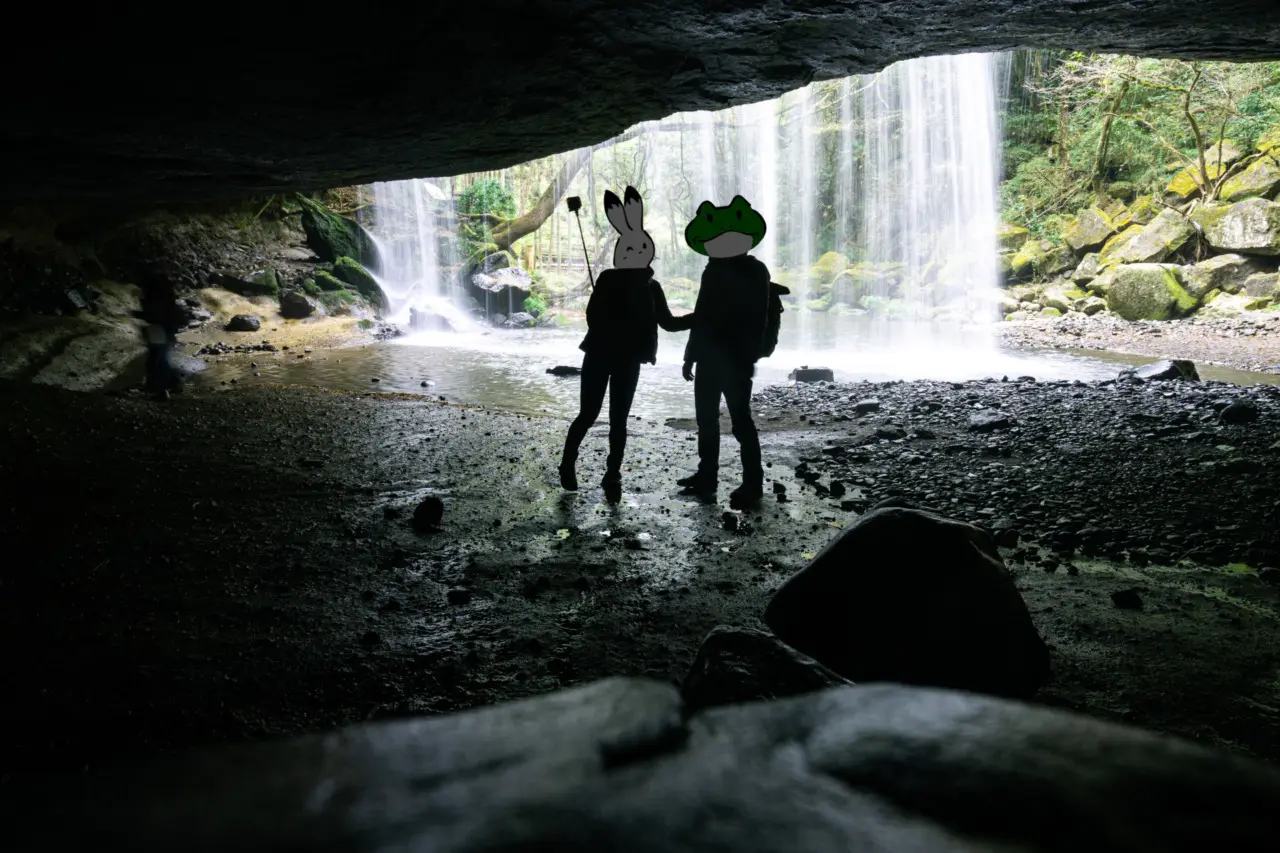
[579,267,694,364]
[682,254,772,365]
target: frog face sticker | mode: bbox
[684,195,767,258]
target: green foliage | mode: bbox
[357,318,375,330]
[457,178,517,263]
[523,292,548,317]
[301,278,320,295]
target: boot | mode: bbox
[729,481,764,510]
[558,454,578,491]
[677,470,718,502]
[675,470,702,487]
[601,468,622,503]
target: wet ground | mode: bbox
[1,370,1278,786]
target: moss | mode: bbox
[357,318,375,330]
[332,257,382,303]
[1164,267,1199,315]
[301,278,320,295]
[295,193,382,270]
[316,289,357,313]
[1039,306,1062,317]
[314,270,346,291]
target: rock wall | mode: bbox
[3,3,1280,205]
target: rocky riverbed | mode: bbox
[998,312,1280,374]
[1,369,1278,787]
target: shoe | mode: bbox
[601,470,621,488]
[559,461,578,491]
[729,483,764,510]
[675,470,702,487]
[678,475,718,502]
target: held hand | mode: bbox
[682,361,695,382]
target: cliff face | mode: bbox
[3,1,1280,205]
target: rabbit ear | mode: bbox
[623,186,643,232]
[603,190,629,234]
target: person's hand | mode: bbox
[682,361,694,382]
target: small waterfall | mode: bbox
[363,177,474,333]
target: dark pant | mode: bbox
[562,353,642,474]
[694,348,761,487]
[144,340,179,393]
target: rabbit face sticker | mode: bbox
[684,195,767,258]
[604,186,655,270]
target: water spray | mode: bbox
[565,196,594,290]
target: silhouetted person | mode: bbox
[136,268,186,398]
[559,186,693,500]
[676,195,785,509]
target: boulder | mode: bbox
[1243,272,1280,302]
[1219,156,1280,203]
[829,270,870,305]
[210,269,278,297]
[1198,290,1254,317]
[1099,209,1195,265]
[1009,240,1045,281]
[789,366,835,383]
[1087,266,1117,297]
[997,253,1014,285]
[1119,359,1200,382]
[1180,253,1270,298]
[680,626,851,714]
[471,266,533,313]
[225,314,260,332]
[296,194,382,271]
[763,503,1050,699]
[1106,264,1198,321]
[1063,207,1117,253]
[1081,296,1107,316]
[997,223,1030,252]
[408,307,455,333]
[11,676,1280,853]
[1258,126,1280,156]
[332,256,384,304]
[278,290,317,319]
[313,270,347,291]
[546,365,583,377]
[1041,244,1077,277]
[506,311,536,327]
[1069,253,1101,284]
[1165,163,1225,201]
[1191,198,1280,256]
[1129,195,1160,225]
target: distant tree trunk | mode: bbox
[1057,101,1070,172]
[1092,78,1130,202]
[483,147,594,250]
[1181,65,1214,200]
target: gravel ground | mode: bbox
[1,374,1277,789]
[998,313,1280,374]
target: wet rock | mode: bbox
[24,676,1280,851]
[1220,401,1260,424]
[507,311,537,327]
[764,504,1051,699]
[279,290,317,319]
[547,365,583,377]
[1119,359,1200,382]
[1111,589,1144,610]
[409,306,455,333]
[332,257,385,306]
[413,496,444,531]
[446,588,472,605]
[789,366,835,383]
[680,626,852,714]
[969,411,1013,433]
[211,269,279,298]
[225,314,260,332]
[297,194,382,270]
[470,267,532,314]
[854,398,882,414]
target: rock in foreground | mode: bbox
[680,625,851,713]
[8,677,1280,852]
[764,504,1050,699]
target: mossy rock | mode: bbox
[1010,240,1047,281]
[211,269,279,298]
[1099,210,1194,266]
[1129,196,1160,226]
[333,256,383,304]
[316,289,357,314]
[1219,156,1280,203]
[1256,126,1280,156]
[1191,199,1280,256]
[301,278,320,295]
[1064,207,1117,254]
[1070,253,1101,284]
[1165,164,1226,201]
[1106,264,1198,321]
[1106,182,1137,204]
[295,194,382,271]
[315,270,347,291]
[805,297,832,313]
[809,251,849,285]
[997,223,1030,252]
[1181,254,1269,298]
[1039,306,1062,317]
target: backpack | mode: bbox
[759,282,789,359]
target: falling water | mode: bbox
[364,177,474,331]
[857,53,1004,355]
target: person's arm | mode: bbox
[584,272,609,327]
[652,281,694,332]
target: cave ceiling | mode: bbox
[3,1,1280,206]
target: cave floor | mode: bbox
[1,379,1278,785]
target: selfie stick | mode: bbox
[566,196,594,290]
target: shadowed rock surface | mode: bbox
[7,677,1280,852]
[4,2,1280,204]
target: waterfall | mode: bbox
[363,177,474,333]
[857,53,1004,354]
